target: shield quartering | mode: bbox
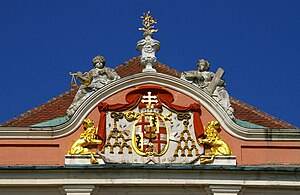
[132,91,171,156]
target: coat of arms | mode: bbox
[68,86,217,164]
[129,92,172,156]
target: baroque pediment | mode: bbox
[65,72,238,165]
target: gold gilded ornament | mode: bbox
[138,11,158,33]
[173,113,199,157]
[101,112,132,155]
[68,119,102,164]
[198,121,232,164]
[69,72,78,88]
[125,111,141,122]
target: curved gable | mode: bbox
[1,72,300,166]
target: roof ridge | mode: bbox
[115,56,140,68]
[230,97,297,129]
[115,56,181,78]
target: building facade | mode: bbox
[0,12,300,195]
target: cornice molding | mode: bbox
[0,165,300,187]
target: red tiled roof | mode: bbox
[1,57,297,129]
[1,89,78,127]
[230,97,297,129]
[115,56,181,78]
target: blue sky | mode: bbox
[0,1,299,128]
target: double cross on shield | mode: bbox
[131,92,170,156]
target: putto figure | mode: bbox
[181,59,214,88]
[76,56,119,89]
[181,59,234,119]
[67,55,120,116]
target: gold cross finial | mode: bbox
[138,11,158,33]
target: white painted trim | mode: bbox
[0,72,299,140]
[0,168,300,188]
[1,178,299,186]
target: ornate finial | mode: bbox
[136,11,160,72]
[138,11,158,34]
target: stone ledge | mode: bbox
[65,155,236,166]
[200,156,237,165]
[3,165,300,172]
[65,155,105,165]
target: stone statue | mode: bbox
[181,59,213,88]
[67,55,120,116]
[181,59,234,118]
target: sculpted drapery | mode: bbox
[97,86,204,148]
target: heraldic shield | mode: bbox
[131,101,171,156]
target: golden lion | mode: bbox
[68,119,102,164]
[198,121,232,164]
